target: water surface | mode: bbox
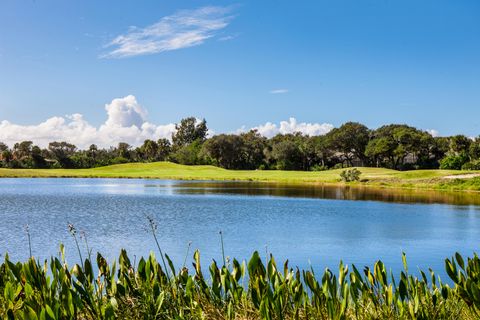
[1,178,479,278]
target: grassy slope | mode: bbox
[0,161,479,191]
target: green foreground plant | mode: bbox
[1,246,480,319]
[340,168,361,182]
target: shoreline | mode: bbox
[0,162,479,193]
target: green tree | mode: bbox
[87,144,98,163]
[431,137,450,166]
[269,136,303,170]
[172,117,208,148]
[201,134,245,169]
[469,137,480,160]
[138,139,158,161]
[0,142,11,167]
[327,122,370,166]
[440,154,469,170]
[1,149,12,167]
[365,136,396,167]
[48,141,77,168]
[31,145,47,168]
[449,135,471,155]
[13,141,33,161]
[0,142,8,153]
[365,124,435,169]
[156,138,172,161]
[116,142,132,160]
[70,152,94,168]
[301,136,324,170]
[169,140,204,165]
[311,135,334,168]
[240,130,267,169]
[0,142,8,167]
[436,135,472,170]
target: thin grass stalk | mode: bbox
[24,224,32,258]
[68,223,83,266]
[220,230,226,267]
[81,230,92,262]
[183,241,192,268]
[147,216,170,279]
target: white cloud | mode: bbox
[102,6,234,58]
[104,95,147,127]
[250,118,334,138]
[254,122,279,137]
[269,89,289,94]
[0,97,333,149]
[0,96,176,149]
[427,129,440,137]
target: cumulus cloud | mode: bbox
[0,96,176,149]
[102,6,234,58]
[104,95,147,127]
[427,129,440,137]
[0,97,334,149]
[247,118,334,138]
[254,122,278,137]
[269,89,289,94]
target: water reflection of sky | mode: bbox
[0,178,480,282]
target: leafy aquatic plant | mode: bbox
[0,220,477,319]
[1,246,479,319]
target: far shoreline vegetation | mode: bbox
[1,117,480,191]
[1,162,480,193]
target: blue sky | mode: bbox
[0,0,479,146]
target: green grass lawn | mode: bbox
[0,161,479,191]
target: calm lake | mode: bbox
[1,178,480,278]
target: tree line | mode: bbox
[1,117,479,171]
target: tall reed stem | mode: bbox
[81,231,92,262]
[183,241,192,268]
[220,230,226,267]
[68,223,83,267]
[147,216,170,279]
[25,224,32,258]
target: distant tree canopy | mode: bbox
[365,124,435,169]
[172,117,208,148]
[48,142,77,168]
[201,131,267,170]
[1,117,479,171]
[326,122,370,166]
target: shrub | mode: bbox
[333,163,348,169]
[461,159,480,170]
[169,140,205,165]
[440,153,469,170]
[311,164,328,171]
[340,168,361,182]
[109,156,129,165]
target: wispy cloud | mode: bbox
[269,89,289,94]
[218,32,240,41]
[102,6,234,58]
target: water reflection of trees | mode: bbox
[170,182,480,206]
